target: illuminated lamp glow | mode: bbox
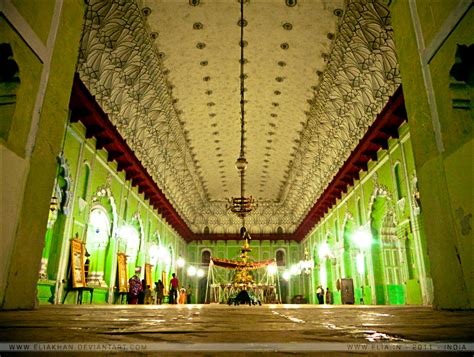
[318,242,331,259]
[149,245,159,264]
[177,257,185,267]
[187,266,197,276]
[289,264,299,275]
[353,228,372,249]
[267,264,278,276]
[157,246,171,265]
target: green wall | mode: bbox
[1,0,85,309]
[38,122,187,304]
[391,0,473,309]
[186,240,303,303]
[39,122,435,306]
[303,123,433,306]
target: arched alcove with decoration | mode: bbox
[117,223,141,281]
[369,190,391,305]
[85,207,111,287]
[37,154,73,303]
[342,215,356,280]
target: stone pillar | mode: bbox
[0,0,85,309]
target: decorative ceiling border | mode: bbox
[277,0,401,225]
[293,85,407,241]
[69,75,195,241]
[69,75,406,242]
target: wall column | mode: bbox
[0,0,85,309]
[391,0,473,309]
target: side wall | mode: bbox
[391,0,473,309]
[0,0,85,309]
[38,121,187,304]
[303,123,433,306]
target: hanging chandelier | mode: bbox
[227,0,257,233]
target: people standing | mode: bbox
[179,288,186,304]
[325,287,332,304]
[128,274,142,304]
[169,273,179,304]
[186,284,192,304]
[144,285,153,304]
[138,279,146,304]
[316,285,325,304]
[155,280,164,305]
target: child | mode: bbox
[144,285,153,304]
[179,288,186,304]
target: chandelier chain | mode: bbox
[239,0,245,161]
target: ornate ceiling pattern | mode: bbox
[278,0,401,222]
[77,0,400,236]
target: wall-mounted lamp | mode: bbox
[177,257,185,268]
[353,227,372,249]
[187,266,197,277]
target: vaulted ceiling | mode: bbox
[77,0,400,237]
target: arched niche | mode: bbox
[369,188,406,305]
[342,213,356,279]
[201,249,211,266]
[275,249,286,266]
[39,154,73,281]
[85,206,111,286]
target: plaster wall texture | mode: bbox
[391,0,473,309]
[0,0,84,309]
[0,146,28,305]
[11,0,56,45]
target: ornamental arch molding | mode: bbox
[91,182,118,239]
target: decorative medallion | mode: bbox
[282,23,293,30]
[334,8,343,17]
[280,43,289,50]
[196,42,206,49]
[193,22,204,30]
[238,19,248,27]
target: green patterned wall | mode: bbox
[38,121,186,304]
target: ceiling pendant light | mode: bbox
[227,0,257,237]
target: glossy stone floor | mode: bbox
[0,304,473,355]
